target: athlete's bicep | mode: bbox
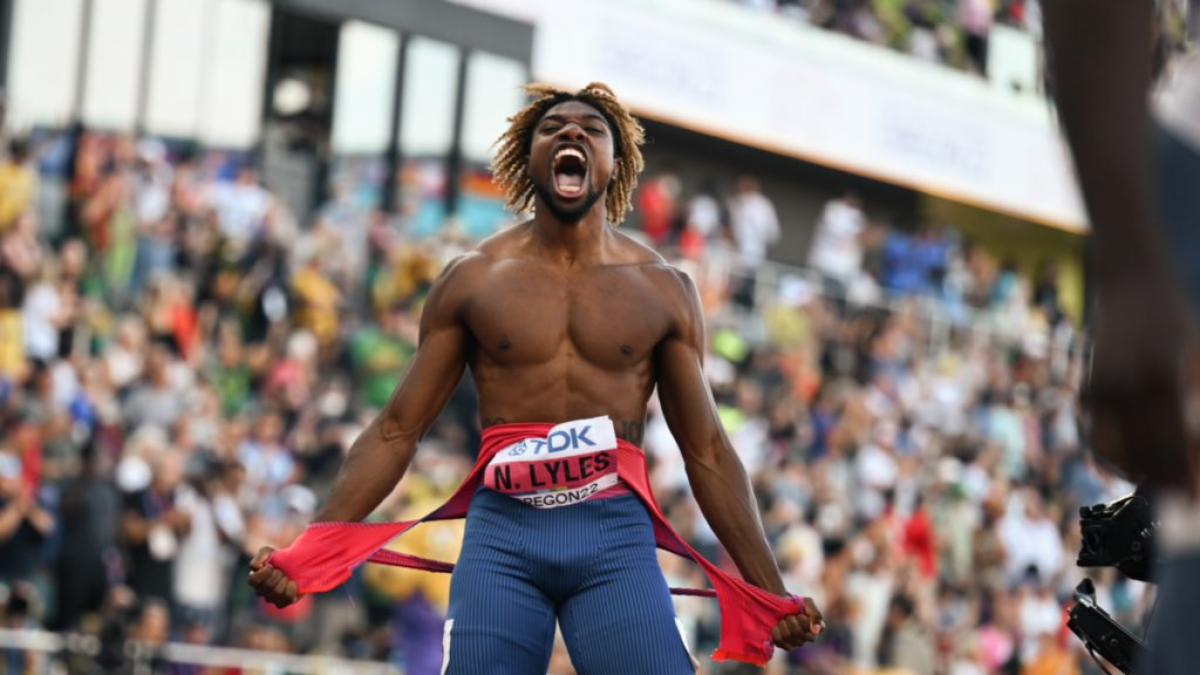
[655,271,728,463]
[378,257,472,442]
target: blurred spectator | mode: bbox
[0,271,23,382]
[172,453,244,640]
[52,439,118,631]
[123,346,186,431]
[209,167,271,254]
[727,175,780,265]
[238,411,300,520]
[680,181,723,261]
[0,438,55,585]
[0,138,37,236]
[120,450,190,603]
[291,255,343,349]
[2,212,43,280]
[22,262,67,362]
[349,306,417,410]
[998,490,1064,587]
[1021,632,1080,675]
[878,594,936,675]
[958,0,994,73]
[809,192,866,294]
[637,171,681,247]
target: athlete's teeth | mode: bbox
[555,148,585,163]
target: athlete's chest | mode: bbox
[464,264,671,368]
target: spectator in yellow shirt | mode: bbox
[0,138,36,236]
[291,256,342,348]
[0,272,23,383]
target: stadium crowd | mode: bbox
[733,0,1190,82]
[732,0,1041,75]
[0,132,1137,675]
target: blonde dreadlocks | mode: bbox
[491,82,645,225]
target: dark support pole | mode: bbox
[254,6,284,168]
[134,0,158,137]
[0,0,15,97]
[444,48,469,219]
[72,0,95,121]
[381,35,407,213]
[312,23,340,211]
[62,0,95,237]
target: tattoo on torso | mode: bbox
[616,420,645,446]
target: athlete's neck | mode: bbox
[531,199,611,266]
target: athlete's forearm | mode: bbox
[685,446,787,596]
[313,416,419,522]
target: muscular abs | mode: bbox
[462,256,680,439]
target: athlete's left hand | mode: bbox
[773,597,824,651]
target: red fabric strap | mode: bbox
[267,422,806,666]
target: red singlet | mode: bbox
[268,421,807,666]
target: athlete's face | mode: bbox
[527,100,617,224]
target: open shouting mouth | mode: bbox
[551,144,588,200]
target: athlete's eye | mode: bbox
[586,127,606,135]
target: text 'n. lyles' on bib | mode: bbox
[483,416,619,509]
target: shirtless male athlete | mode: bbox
[248,82,822,673]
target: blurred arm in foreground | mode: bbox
[1046,4,1200,673]
[1043,0,1198,494]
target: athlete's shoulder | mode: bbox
[629,254,696,299]
[436,225,528,282]
[611,228,669,267]
[614,245,700,329]
[473,221,533,260]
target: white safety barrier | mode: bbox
[0,627,402,675]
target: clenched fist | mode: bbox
[247,546,301,608]
[772,596,824,651]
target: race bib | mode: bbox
[484,417,620,509]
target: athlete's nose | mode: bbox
[557,124,587,143]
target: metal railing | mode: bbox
[0,628,402,675]
[668,249,1085,361]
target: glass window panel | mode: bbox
[460,51,526,163]
[81,0,149,131]
[7,0,85,129]
[145,0,211,137]
[398,37,460,156]
[197,0,269,148]
[331,21,400,155]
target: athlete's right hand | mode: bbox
[248,546,300,608]
[773,597,824,651]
